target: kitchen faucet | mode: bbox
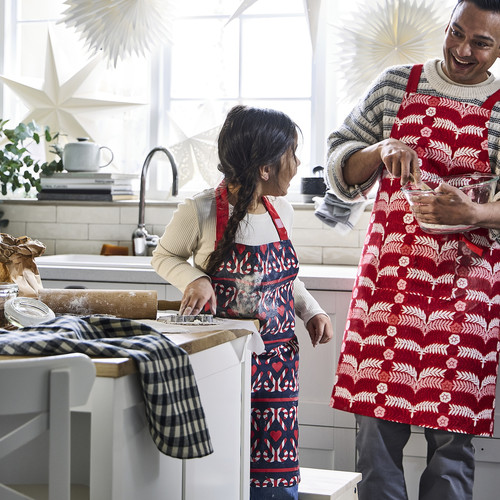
[132,147,178,256]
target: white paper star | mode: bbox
[334,0,449,104]
[0,30,145,140]
[169,125,221,188]
[59,0,175,67]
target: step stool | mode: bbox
[298,468,362,500]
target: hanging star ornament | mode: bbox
[334,0,449,104]
[0,30,145,141]
[59,0,175,67]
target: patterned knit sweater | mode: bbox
[326,59,500,202]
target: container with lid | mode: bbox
[0,282,19,328]
[3,297,55,328]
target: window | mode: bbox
[3,1,389,199]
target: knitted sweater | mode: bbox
[151,188,325,326]
[326,59,500,202]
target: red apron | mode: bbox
[211,181,300,487]
[331,65,500,436]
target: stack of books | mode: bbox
[37,172,139,201]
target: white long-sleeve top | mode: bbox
[151,188,325,326]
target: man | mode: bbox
[327,1,500,499]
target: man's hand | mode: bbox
[410,182,476,227]
[378,138,421,185]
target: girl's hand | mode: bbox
[306,314,333,347]
[180,276,216,315]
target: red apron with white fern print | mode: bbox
[330,64,500,436]
[211,181,300,487]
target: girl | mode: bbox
[152,105,332,499]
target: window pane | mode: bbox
[171,19,239,98]
[241,17,311,98]
[245,0,304,15]
[175,0,236,17]
[18,0,64,20]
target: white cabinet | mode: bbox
[0,336,251,500]
[297,289,356,472]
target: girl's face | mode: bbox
[261,141,300,198]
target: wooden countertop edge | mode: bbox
[0,328,253,378]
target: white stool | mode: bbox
[298,467,362,500]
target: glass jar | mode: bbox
[0,282,19,328]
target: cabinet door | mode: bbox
[183,339,250,500]
[297,290,356,471]
[41,280,176,301]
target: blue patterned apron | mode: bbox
[211,181,300,488]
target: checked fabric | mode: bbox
[0,315,213,459]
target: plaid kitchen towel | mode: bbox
[0,315,213,459]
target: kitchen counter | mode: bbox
[0,324,255,377]
[36,254,358,292]
[0,321,255,500]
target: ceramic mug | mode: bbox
[63,139,114,172]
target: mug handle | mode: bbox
[98,146,114,168]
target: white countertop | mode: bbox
[36,254,357,292]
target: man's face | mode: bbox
[442,1,500,85]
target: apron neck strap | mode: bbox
[215,180,229,246]
[481,88,500,111]
[406,64,423,94]
[214,181,289,245]
[261,196,289,240]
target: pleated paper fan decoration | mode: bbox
[334,0,450,104]
[59,0,176,66]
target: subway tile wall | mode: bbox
[0,200,370,266]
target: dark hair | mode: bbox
[204,105,299,275]
[455,0,500,13]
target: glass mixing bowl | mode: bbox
[401,173,499,234]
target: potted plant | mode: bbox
[0,119,63,196]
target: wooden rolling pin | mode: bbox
[38,289,161,319]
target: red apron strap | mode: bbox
[406,64,423,94]
[481,88,500,111]
[215,182,289,245]
[261,197,289,241]
[215,180,229,247]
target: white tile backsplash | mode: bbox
[0,200,370,264]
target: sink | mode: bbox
[36,254,153,269]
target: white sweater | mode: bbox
[151,188,325,325]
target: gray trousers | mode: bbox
[355,414,475,500]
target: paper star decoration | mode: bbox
[169,125,221,189]
[165,103,222,189]
[59,0,175,67]
[334,0,449,103]
[0,30,145,141]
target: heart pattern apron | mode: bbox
[331,65,500,436]
[211,181,301,487]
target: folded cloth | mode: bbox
[0,315,213,459]
[314,191,372,235]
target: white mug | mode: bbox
[63,140,114,172]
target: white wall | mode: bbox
[0,200,370,266]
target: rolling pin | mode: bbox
[38,289,160,319]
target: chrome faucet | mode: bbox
[132,147,178,256]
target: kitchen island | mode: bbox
[0,322,256,500]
